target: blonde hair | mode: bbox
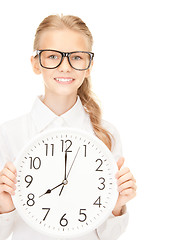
[33,14,114,150]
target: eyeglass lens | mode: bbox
[40,51,91,70]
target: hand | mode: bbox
[0,162,17,214]
[59,147,80,196]
[112,157,137,216]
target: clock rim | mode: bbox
[12,127,118,239]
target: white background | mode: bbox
[0,0,171,239]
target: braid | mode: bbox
[78,78,114,151]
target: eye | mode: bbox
[72,55,82,61]
[49,55,58,60]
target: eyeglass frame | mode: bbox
[33,49,94,71]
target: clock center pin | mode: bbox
[63,179,68,185]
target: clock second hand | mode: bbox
[59,147,80,196]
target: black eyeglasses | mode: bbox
[33,49,94,71]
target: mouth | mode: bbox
[54,77,75,84]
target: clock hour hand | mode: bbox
[39,151,69,198]
[39,182,64,198]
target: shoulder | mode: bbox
[0,114,31,134]
[102,119,121,140]
[102,119,123,162]
[0,113,33,148]
[0,114,32,169]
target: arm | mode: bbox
[96,121,136,239]
[0,209,16,240]
[0,162,17,214]
[96,211,129,240]
[96,157,136,240]
[0,126,17,239]
[0,161,17,240]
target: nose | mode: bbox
[57,56,72,72]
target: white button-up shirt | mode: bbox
[0,96,129,240]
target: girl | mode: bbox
[0,14,136,240]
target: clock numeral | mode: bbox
[83,145,87,157]
[98,177,105,190]
[45,144,54,156]
[78,209,87,222]
[25,175,33,188]
[61,140,72,152]
[60,213,68,227]
[42,208,50,221]
[29,157,41,170]
[27,193,35,206]
[93,196,102,208]
[95,159,103,171]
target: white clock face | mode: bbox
[13,128,118,239]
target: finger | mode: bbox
[133,177,136,183]
[0,184,15,195]
[117,171,133,186]
[115,167,130,179]
[118,180,137,193]
[0,175,17,190]
[120,188,137,198]
[5,162,17,176]
[0,168,17,184]
[117,157,125,170]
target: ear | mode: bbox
[30,56,41,75]
[85,60,94,78]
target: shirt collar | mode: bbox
[30,95,88,132]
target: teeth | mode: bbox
[55,78,73,82]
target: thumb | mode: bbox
[117,157,125,170]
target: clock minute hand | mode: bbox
[58,151,68,196]
[39,150,68,198]
[59,147,80,196]
[64,150,67,180]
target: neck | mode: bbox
[42,92,78,116]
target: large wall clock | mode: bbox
[13,128,118,238]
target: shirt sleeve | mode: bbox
[101,119,123,162]
[0,124,16,239]
[0,210,16,240]
[96,212,129,240]
[0,124,12,170]
[96,120,129,239]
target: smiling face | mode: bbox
[31,29,93,101]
